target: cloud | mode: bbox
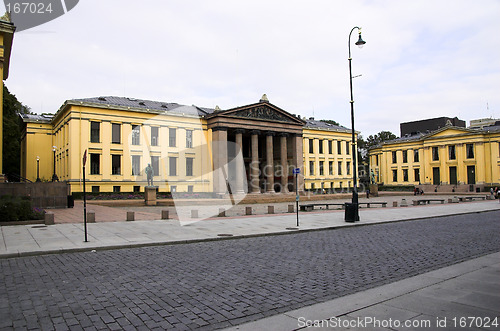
[6,0,500,136]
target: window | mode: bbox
[188,185,193,193]
[337,141,342,154]
[329,161,334,175]
[151,156,160,176]
[414,149,419,162]
[309,139,314,154]
[403,169,408,182]
[346,141,350,155]
[309,161,314,176]
[346,161,351,175]
[392,151,397,163]
[111,155,121,175]
[328,140,333,154]
[432,147,439,161]
[402,150,408,163]
[132,155,141,176]
[448,145,456,160]
[91,186,99,193]
[376,155,379,166]
[414,168,420,182]
[319,140,323,154]
[186,130,193,148]
[132,125,140,145]
[338,161,342,175]
[113,186,120,193]
[90,154,100,175]
[133,186,140,193]
[112,123,121,144]
[90,121,100,143]
[151,127,159,146]
[169,128,176,147]
[392,169,398,182]
[466,143,474,159]
[319,161,324,176]
[186,158,193,176]
[169,157,177,176]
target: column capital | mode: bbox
[278,132,289,137]
[250,130,261,135]
[266,131,275,136]
[234,129,245,135]
[212,126,228,132]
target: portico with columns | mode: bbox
[206,96,306,196]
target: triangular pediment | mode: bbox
[425,126,479,138]
[210,102,305,125]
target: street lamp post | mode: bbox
[52,146,59,182]
[345,26,365,222]
[36,156,41,182]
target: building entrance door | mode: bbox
[467,166,476,185]
[449,166,457,185]
[433,167,440,185]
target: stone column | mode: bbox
[266,132,275,193]
[292,134,304,193]
[250,130,260,193]
[212,127,228,196]
[234,129,245,194]
[280,133,288,193]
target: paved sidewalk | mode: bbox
[1,200,499,258]
[225,252,500,331]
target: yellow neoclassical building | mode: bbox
[369,125,500,192]
[302,120,356,192]
[20,96,357,194]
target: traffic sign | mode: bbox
[293,168,300,174]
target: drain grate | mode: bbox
[217,233,233,237]
[31,225,47,229]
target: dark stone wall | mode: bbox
[0,182,69,208]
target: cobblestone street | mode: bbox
[1,211,499,330]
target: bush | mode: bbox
[0,195,45,222]
[378,185,415,192]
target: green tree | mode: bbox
[3,85,30,180]
[319,119,340,126]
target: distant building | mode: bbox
[469,118,500,129]
[400,117,465,137]
[369,123,500,192]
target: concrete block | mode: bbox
[44,212,55,225]
[400,199,408,207]
[161,210,169,219]
[393,201,398,207]
[218,208,226,217]
[288,204,294,213]
[87,211,96,223]
[268,205,274,214]
[126,211,134,221]
[191,210,198,218]
[245,207,252,215]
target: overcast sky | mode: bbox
[4,0,500,137]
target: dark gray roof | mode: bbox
[69,96,215,117]
[303,118,351,132]
[19,113,53,123]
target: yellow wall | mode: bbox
[302,128,357,191]
[369,127,500,189]
[20,121,53,181]
[47,103,213,193]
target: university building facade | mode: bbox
[20,95,357,194]
[369,124,500,192]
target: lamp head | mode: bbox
[355,32,366,48]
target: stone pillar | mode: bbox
[280,133,288,193]
[212,128,228,196]
[266,132,275,193]
[250,131,260,193]
[234,130,245,194]
[292,134,304,193]
[145,186,157,206]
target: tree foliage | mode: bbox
[3,85,31,180]
[357,131,397,165]
[319,119,340,126]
